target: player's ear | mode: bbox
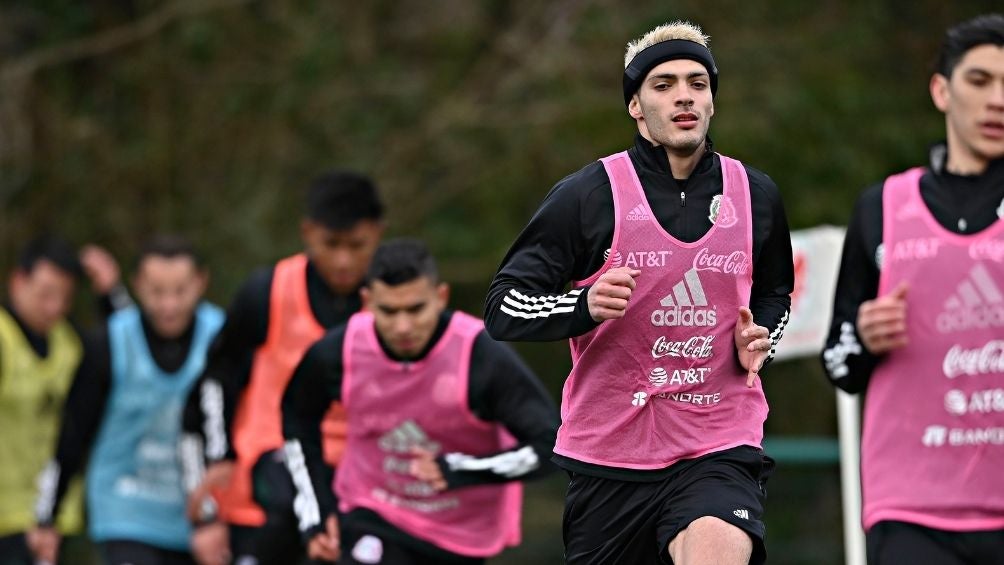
[436,282,450,307]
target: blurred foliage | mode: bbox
[1,0,1000,563]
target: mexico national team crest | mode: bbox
[709,195,737,228]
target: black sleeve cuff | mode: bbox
[571,287,600,336]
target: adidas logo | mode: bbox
[660,268,707,307]
[937,264,1004,333]
[377,420,439,454]
[651,268,718,327]
[626,204,650,221]
[733,508,749,520]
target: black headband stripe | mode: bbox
[622,39,718,105]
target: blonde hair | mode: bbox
[624,21,710,68]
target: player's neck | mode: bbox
[663,141,706,180]
[945,132,989,176]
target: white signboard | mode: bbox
[773,225,846,361]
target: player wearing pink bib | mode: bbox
[486,20,793,565]
[822,14,1004,565]
[283,239,559,564]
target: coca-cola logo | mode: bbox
[693,248,750,275]
[943,340,1004,379]
[651,335,715,359]
[969,240,1004,263]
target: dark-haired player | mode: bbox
[0,235,88,565]
[485,20,793,565]
[30,235,222,565]
[822,14,1004,565]
[182,171,385,564]
[283,239,559,564]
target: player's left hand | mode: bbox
[734,306,771,388]
[307,514,340,562]
[408,447,447,491]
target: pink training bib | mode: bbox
[862,167,1004,532]
[554,151,768,469]
[336,311,522,557]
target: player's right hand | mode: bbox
[307,514,340,562]
[27,526,60,565]
[587,267,641,322]
[186,461,233,523]
[857,282,909,354]
[191,521,230,565]
[79,244,122,295]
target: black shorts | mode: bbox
[867,520,1004,565]
[0,533,96,565]
[562,445,773,565]
[100,540,195,565]
[229,448,306,563]
[0,534,31,565]
[340,517,485,565]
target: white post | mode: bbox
[836,390,866,565]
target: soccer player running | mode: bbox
[484,21,793,565]
[821,14,1004,565]
[30,235,223,565]
[180,171,385,564]
[283,239,559,564]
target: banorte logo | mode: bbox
[692,247,751,275]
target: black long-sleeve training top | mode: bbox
[282,310,560,552]
[180,260,362,462]
[485,135,792,345]
[821,145,1004,393]
[484,134,793,480]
